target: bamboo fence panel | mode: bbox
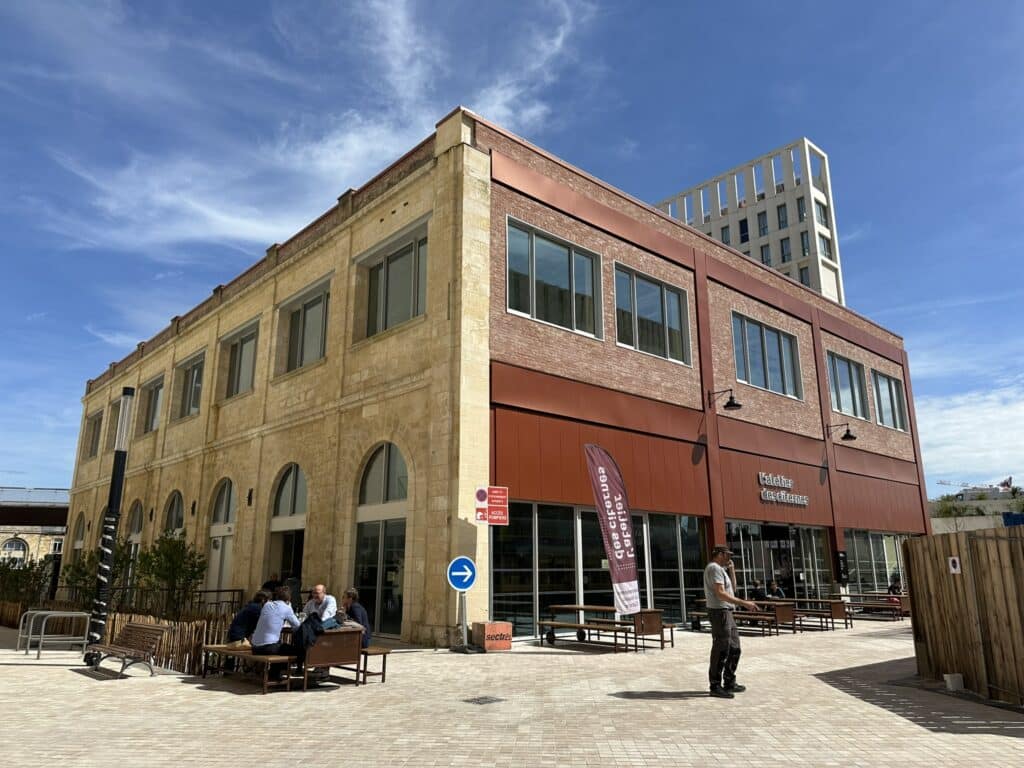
[905,528,1024,706]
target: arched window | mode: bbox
[164,491,185,534]
[126,501,144,540]
[359,443,408,505]
[71,512,86,564]
[1,538,28,564]
[212,480,237,525]
[273,464,307,518]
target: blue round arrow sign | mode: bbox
[446,556,477,592]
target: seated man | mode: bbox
[227,590,271,648]
[767,580,786,599]
[303,584,340,630]
[251,586,303,679]
[750,579,768,601]
[341,587,372,649]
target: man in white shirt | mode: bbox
[703,546,758,699]
[303,584,340,629]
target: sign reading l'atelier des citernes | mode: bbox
[757,472,810,507]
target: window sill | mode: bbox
[874,421,909,435]
[831,408,870,423]
[271,356,328,385]
[169,412,201,428]
[505,307,604,343]
[218,388,257,407]
[350,313,428,351]
[134,429,159,443]
[734,379,804,404]
[615,341,693,369]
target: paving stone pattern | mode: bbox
[2,622,1022,766]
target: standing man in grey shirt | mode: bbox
[703,545,758,698]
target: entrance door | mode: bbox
[354,519,406,636]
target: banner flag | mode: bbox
[584,444,641,615]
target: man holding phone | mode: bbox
[704,545,758,699]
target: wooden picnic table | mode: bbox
[542,605,669,650]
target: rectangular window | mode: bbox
[51,538,63,554]
[799,266,810,286]
[760,244,771,266]
[817,234,833,260]
[738,218,749,244]
[506,222,599,336]
[226,328,258,398]
[177,355,204,418]
[800,231,810,257]
[141,378,164,434]
[104,401,120,451]
[873,371,907,430]
[720,225,730,245]
[732,313,801,398]
[757,211,768,237]
[777,204,788,229]
[827,351,868,419]
[367,236,427,337]
[797,196,807,222]
[814,200,830,228]
[614,266,690,364]
[287,291,329,370]
[84,411,102,458]
[780,237,791,263]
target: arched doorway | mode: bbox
[354,442,408,637]
[270,464,306,602]
[207,479,237,597]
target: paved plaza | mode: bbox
[2,621,1022,766]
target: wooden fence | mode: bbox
[903,527,1024,706]
[1,600,231,676]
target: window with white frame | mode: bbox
[732,313,801,398]
[872,370,907,430]
[84,411,102,458]
[507,222,599,336]
[140,377,164,434]
[225,325,258,398]
[285,287,329,372]
[51,538,63,555]
[615,266,690,364]
[827,351,868,419]
[176,354,204,419]
[366,235,428,337]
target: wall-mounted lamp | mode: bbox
[708,387,743,411]
[828,422,857,441]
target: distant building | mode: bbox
[929,478,1023,533]
[0,487,69,566]
[657,138,845,304]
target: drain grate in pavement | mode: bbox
[463,695,505,705]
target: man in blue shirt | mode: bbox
[252,586,303,678]
[342,588,372,648]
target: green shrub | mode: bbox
[135,534,207,619]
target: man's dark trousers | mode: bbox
[708,608,741,688]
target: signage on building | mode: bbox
[475,486,509,525]
[948,556,962,575]
[757,472,810,506]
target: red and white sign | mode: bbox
[475,485,509,526]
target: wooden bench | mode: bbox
[87,622,167,678]
[537,619,634,652]
[689,609,779,636]
[590,610,671,650]
[202,645,296,694]
[358,646,391,684]
[794,608,834,631]
[846,600,903,621]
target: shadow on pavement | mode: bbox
[815,657,1024,738]
[609,690,709,700]
[177,672,358,696]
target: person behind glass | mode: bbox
[887,576,903,595]
[251,585,303,678]
[303,584,339,629]
[767,579,786,599]
[704,545,758,699]
[750,579,768,601]
[341,587,372,648]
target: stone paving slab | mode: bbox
[1,622,1022,766]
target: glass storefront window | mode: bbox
[491,502,535,636]
[536,505,576,623]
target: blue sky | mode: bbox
[1,1,1021,498]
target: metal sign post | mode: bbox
[446,556,480,653]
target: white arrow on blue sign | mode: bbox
[446,556,477,592]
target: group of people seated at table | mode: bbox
[225,583,373,660]
[748,579,786,601]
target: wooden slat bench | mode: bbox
[689,610,779,636]
[794,608,835,631]
[590,610,672,650]
[537,619,635,652]
[359,646,391,684]
[202,645,295,694]
[87,622,167,678]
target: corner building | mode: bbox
[68,109,930,644]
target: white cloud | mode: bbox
[917,375,1024,485]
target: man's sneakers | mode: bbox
[709,683,746,698]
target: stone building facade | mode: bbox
[67,109,930,644]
